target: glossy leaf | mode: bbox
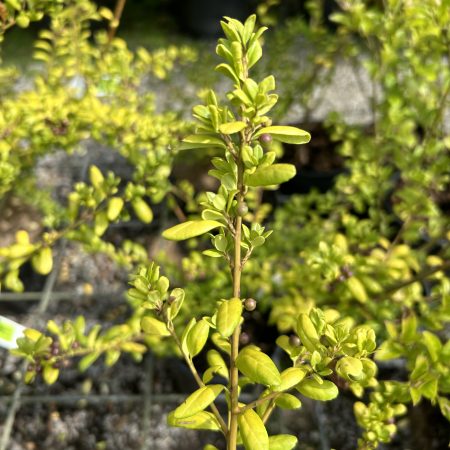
[187,319,210,357]
[219,121,246,134]
[173,385,224,419]
[216,298,243,338]
[277,367,308,391]
[162,220,224,241]
[254,126,311,144]
[236,346,281,387]
[274,393,302,409]
[141,316,170,336]
[238,408,269,450]
[268,434,298,450]
[167,410,221,431]
[297,378,338,401]
[246,164,296,187]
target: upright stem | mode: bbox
[228,158,245,450]
[107,0,127,42]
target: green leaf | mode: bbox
[173,385,224,419]
[168,288,185,321]
[296,378,338,401]
[438,397,450,422]
[238,408,269,450]
[274,393,302,409]
[89,165,104,188]
[346,277,368,303]
[187,319,210,357]
[183,134,225,147]
[132,198,153,224]
[296,314,320,352]
[219,121,246,134]
[162,220,224,241]
[255,126,311,144]
[31,247,53,275]
[107,197,124,221]
[277,367,308,391]
[216,298,243,338]
[422,331,442,362]
[335,356,364,381]
[215,63,240,83]
[43,365,59,385]
[141,316,170,336]
[236,346,281,387]
[167,410,221,431]
[268,434,298,450]
[79,352,101,372]
[246,164,296,187]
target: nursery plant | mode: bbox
[165,1,450,447]
[7,13,390,450]
[0,0,194,291]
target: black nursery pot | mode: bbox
[175,0,253,38]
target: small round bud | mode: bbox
[239,332,250,345]
[244,298,257,311]
[71,341,80,350]
[259,133,273,145]
[236,202,248,217]
[289,335,301,347]
[50,341,60,356]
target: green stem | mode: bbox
[228,158,245,450]
[169,327,228,435]
[239,391,280,414]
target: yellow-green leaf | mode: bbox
[141,316,170,336]
[43,365,59,385]
[274,393,302,409]
[132,198,153,224]
[219,121,246,134]
[167,410,221,431]
[246,164,296,187]
[89,165,104,189]
[268,434,298,450]
[173,385,224,419]
[31,247,53,275]
[296,314,320,352]
[238,408,269,450]
[346,277,368,303]
[79,352,101,372]
[107,197,124,221]
[255,126,311,144]
[162,220,224,241]
[335,356,364,381]
[296,378,338,401]
[236,346,281,387]
[277,367,308,391]
[216,298,243,338]
[186,319,210,357]
[178,134,226,151]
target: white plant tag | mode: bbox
[0,316,25,350]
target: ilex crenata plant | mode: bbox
[126,15,378,450]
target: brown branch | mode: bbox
[107,0,127,43]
